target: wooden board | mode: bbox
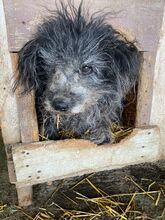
[3,0,164,51]
[0,1,20,145]
[134,1,165,127]
[149,5,165,159]
[12,54,39,144]
[11,54,39,206]
[0,0,20,184]
[17,92,39,143]
[12,127,160,187]
[0,0,8,115]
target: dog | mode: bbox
[15,3,142,144]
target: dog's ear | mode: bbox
[112,41,142,95]
[14,39,41,94]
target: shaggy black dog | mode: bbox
[15,3,142,144]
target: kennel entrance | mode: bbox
[0,0,165,206]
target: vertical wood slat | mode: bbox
[136,52,155,126]
[16,185,33,207]
[149,5,165,159]
[0,0,39,206]
[0,0,20,185]
[0,0,20,144]
[17,92,39,143]
[12,54,39,143]
[136,5,165,159]
[11,54,39,206]
[135,0,165,128]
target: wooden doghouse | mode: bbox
[0,0,165,206]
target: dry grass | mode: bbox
[1,176,164,220]
[53,177,165,220]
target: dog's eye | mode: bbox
[82,65,93,74]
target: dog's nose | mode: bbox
[52,98,69,111]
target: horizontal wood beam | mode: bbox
[12,126,160,187]
[3,0,165,51]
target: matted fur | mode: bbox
[15,3,142,144]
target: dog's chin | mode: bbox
[70,104,85,114]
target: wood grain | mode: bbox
[3,0,164,51]
[0,1,20,144]
[17,91,39,143]
[16,185,33,207]
[11,54,39,206]
[11,54,39,143]
[149,5,165,159]
[0,0,19,184]
[12,127,160,187]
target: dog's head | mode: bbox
[15,3,142,116]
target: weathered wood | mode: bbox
[136,52,156,126]
[149,5,165,159]
[11,53,39,205]
[0,0,31,206]
[3,0,164,51]
[0,0,8,115]
[0,0,19,185]
[5,144,17,183]
[135,1,165,127]
[0,1,20,144]
[17,92,39,143]
[16,185,33,207]
[12,127,160,187]
[11,54,39,143]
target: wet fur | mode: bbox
[15,3,142,144]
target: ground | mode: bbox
[0,135,165,220]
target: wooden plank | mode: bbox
[136,52,156,126]
[17,93,39,143]
[16,185,33,207]
[0,0,19,184]
[11,54,39,206]
[0,6,17,185]
[0,0,20,144]
[3,0,135,50]
[3,0,164,51]
[0,0,38,205]
[0,0,8,115]
[12,54,39,143]
[149,5,165,159]
[135,1,165,127]
[12,127,160,187]
[5,144,17,183]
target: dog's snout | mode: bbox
[52,98,69,112]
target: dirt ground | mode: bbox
[0,135,165,220]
